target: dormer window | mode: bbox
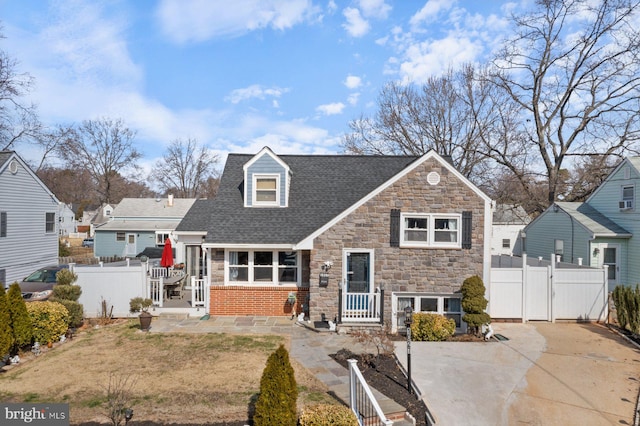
[255,175,279,205]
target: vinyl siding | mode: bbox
[589,161,640,284]
[0,158,58,284]
[94,231,156,257]
[245,154,287,207]
[525,210,591,263]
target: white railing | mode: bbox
[149,277,165,308]
[348,359,393,426]
[342,292,382,323]
[191,277,207,308]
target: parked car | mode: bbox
[82,238,94,248]
[18,265,68,301]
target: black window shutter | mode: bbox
[390,209,400,247]
[462,211,472,249]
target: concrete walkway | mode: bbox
[394,322,640,426]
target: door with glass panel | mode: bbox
[345,251,372,310]
[600,243,620,290]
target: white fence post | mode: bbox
[550,253,556,323]
[521,253,527,323]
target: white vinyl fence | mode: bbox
[490,254,608,322]
[72,262,147,318]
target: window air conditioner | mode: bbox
[619,200,633,210]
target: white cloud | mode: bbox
[342,7,370,37]
[344,75,362,89]
[410,0,455,27]
[225,85,290,104]
[316,102,345,115]
[358,0,392,19]
[156,0,318,43]
[347,93,360,106]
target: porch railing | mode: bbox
[191,277,207,308]
[149,277,165,308]
[339,288,384,323]
[348,359,393,426]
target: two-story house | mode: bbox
[0,151,60,286]
[175,147,493,332]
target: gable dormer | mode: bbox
[243,147,290,208]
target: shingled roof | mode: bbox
[177,154,419,245]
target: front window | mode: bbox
[45,212,56,233]
[116,232,125,242]
[253,175,279,206]
[397,294,463,331]
[226,250,299,284]
[400,213,461,248]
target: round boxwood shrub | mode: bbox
[26,301,69,345]
[299,404,359,426]
[410,312,456,341]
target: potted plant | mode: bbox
[129,297,153,331]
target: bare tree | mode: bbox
[0,33,42,151]
[151,138,219,198]
[59,118,141,204]
[489,0,640,206]
[342,66,517,183]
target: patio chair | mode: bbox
[169,274,188,299]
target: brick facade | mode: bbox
[308,157,486,322]
[210,285,310,316]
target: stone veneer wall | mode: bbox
[308,157,486,323]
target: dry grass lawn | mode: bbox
[0,320,336,425]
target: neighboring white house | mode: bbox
[0,151,60,286]
[58,203,76,237]
[491,204,531,256]
[89,203,116,236]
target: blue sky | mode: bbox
[1,0,517,173]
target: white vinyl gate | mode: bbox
[490,254,608,322]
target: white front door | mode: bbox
[599,243,620,290]
[125,233,137,256]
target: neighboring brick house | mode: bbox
[175,147,492,332]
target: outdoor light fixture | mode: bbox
[404,305,413,394]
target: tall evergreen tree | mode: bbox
[0,286,14,361]
[253,344,298,426]
[7,283,33,352]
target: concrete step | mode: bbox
[158,312,190,320]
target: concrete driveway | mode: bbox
[394,322,640,426]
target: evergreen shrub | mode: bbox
[7,283,32,351]
[410,313,456,341]
[461,275,491,335]
[612,284,640,334]
[253,344,297,426]
[26,301,69,345]
[50,269,83,328]
[298,404,359,426]
[0,286,13,361]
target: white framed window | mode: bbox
[502,239,510,248]
[395,293,464,332]
[45,212,56,233]
[622,185,634,209]
[400,213,461,248]
[156,233,171,245]
[116,232,125,242]
[253,174,279,206]
[226,250,299,284]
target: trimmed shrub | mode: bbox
[612,284,640,334]
[26,301,69,345]
[50,269,83,328]
[59,239,70,257]
[253,344,297,426]
[410,313,456,341]
[299,404,359,426]
[461,275,491,335]
[7,283,32,351]
[612,285,628,329]
[0,286,13,361]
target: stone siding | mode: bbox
[309,157,486,322]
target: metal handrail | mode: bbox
[348,359,393,426]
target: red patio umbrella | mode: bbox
[160,237,174,268]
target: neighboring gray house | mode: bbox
[491,204,530,256]
[522,157,640,290]
[175,147,493,332]
[94,196,196,259]
[0,151,60,286]
[89,203,116,236]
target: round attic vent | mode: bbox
[427,171,440,186]
[8,159,18,174]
